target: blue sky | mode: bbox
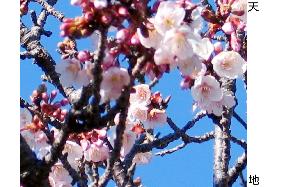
[20,1,247,186]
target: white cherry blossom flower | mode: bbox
[93,0,107,9]
[20,108,32,128]
[189,7,203,33]
[191,75,223,104]
[154,47,176,67]
[120,131,137,157]
[130,84,151,105]
[133,152,152,165]
[231,0,247,22]
[83,140,110,162]
[196,91,236,116]
[177,55,203,77]
[49,162,72,187]
[211,51,246,79]
[62,141,83,170]
[100,67,130,103]
[56,59,91,88]
[154,1,185,35]
[137,27,162,49]
[144,109,167,129]
[128,104,149,122]
[193,38,214,60]
[162,25,200,60]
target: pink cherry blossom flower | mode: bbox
[196,91,236,116]
[62,141,83,170]
[189,7,203,33]
[153,1,185,35]
[20,108,32,128]
[162,25,200,60]
[144,108,167,129]
[128,104,149,122]
[154,47,177,67]
[120,131,137,157]
[231,0,247,22]
[83,139,110,162]
[100,67,130,103]
[177,55,203,77]
[129,84,151,105]
[133,152,152,165]
[49,162,72,187]
[193,38,214,61]
[137,27,162,49]
[191,75,223,104]
[55,59,92,88]
[211,51,246,79]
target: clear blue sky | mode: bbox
[20,1,247,186]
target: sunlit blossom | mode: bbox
[211,51,246,79]
[153,1,185,35]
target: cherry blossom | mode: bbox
[82,139,110,162]
[211,51,246,79]
[100,67,130,103]
[20,108,32,129]
[177,53,203,76]
[231,0,247,23]
[144,108,167,129]
[153,1,185,35]
[49,162,72,187]
[62,141,83,170]
[195,91,236,116]
[55,59,92,88]
[137,27,162,49]
[191,75,223,104]
[129,84,151,105]
[193,37,214,60]
[162,25,200,60]
[133,152,152,165]
[153,47,176,67]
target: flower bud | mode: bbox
[130,34,140,45]
[118,6,129,17]
[61,98,69,106]
[50,90,57,101]
[77,50,90,62]
[41,92,49,103]
[213,42,223,54]
[222,22,234,34]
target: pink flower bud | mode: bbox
[50,90,57,101]
[130,34,140,45]
[222,22,234,35]
[58,114,66,122]
[61,109,68,116]
[41,92,49,103]
[116,29,129,43]
[77,50,90,62]
[213,42,223,54]
[60,31,67,37]
[60,98,69,106]
[53,102,62,109]
[118,6,129,17]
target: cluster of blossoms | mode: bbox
[136,1,246,116]
[30,84,69,122]
[56,58,94,88]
